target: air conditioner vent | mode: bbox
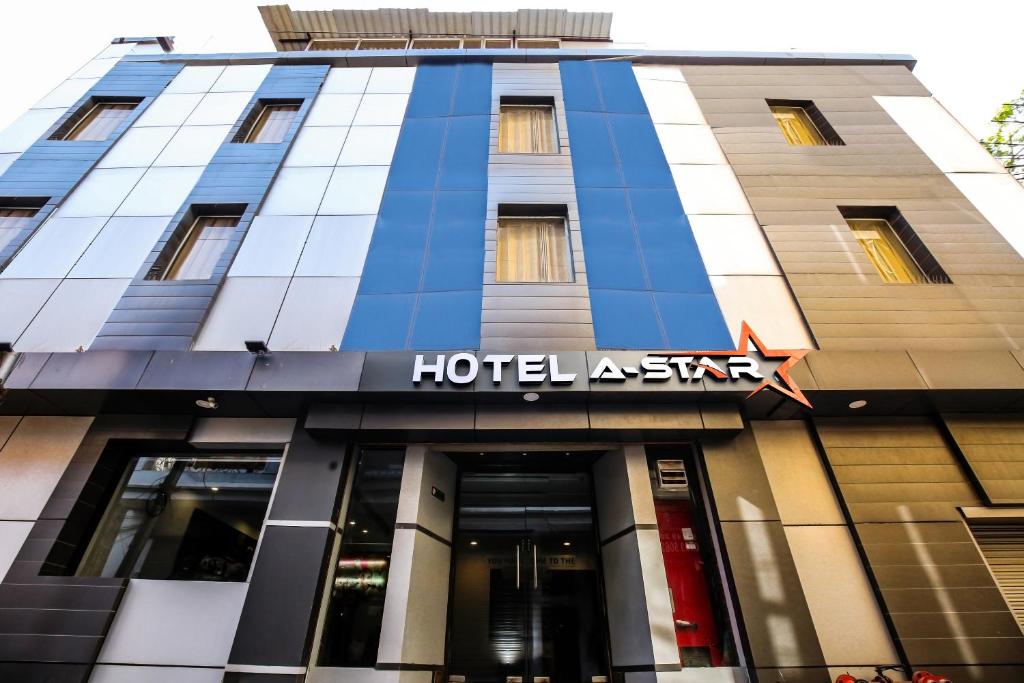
[656,460,688,491]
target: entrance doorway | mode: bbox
[446,454,609,683]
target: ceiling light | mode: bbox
[523,392,540,402]
[195,396,218,410]
[361,529,369,534]
[348,520,356,526]
[470,540,479,546]
[562,541,571,547]
[848,399,868,409]
[210,486,220,492]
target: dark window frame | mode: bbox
[232,98,304,144]
[49,97,144,142]
[838,205,952,284]
[766,99,845,146]
[145,203,247,281]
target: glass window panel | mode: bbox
[496,217,571,283]
[319,449,405,667]
[846,218,927,284]
[0,208,37,253]
[78,453,281,581]
[65,102,137,141]
[770,105,826,146]
[164,216,239,280]
[498,105,556,153]
[245,104,300,144]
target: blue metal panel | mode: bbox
[0,60,183,270]
[343,63,492,351]
[561,60,732,350]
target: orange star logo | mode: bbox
[665,321,812,409]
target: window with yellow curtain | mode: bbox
[244,104,301,144]
[770,105,827,146]
[846,218,927,284]
[163,216,240,280]
[496,217,571,282]
[498,104,556,153]
[64,102,138,141]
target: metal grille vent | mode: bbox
[656,460,688,491]
[970,521,1024,630]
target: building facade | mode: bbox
[0,7,1023,683]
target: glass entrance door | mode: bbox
[447,465,609,683]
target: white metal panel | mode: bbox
[133,93,204,128]
[227,215,314,277]
[97,127,177,169]
[0,153,17,175]
[0,521,32,582]
[322,67,372,94]
[153,125,231,167]
[98,580,248,667]
[305,94,361,127]
[260,167,333,216]
[1,216,107,279]
[365,67,416,94]
[17,278,130,351]
[688,214,780,276]
[710,275,815,349]
[185,92,254,127]
[319,166,389,215]
[90,666,224,683]
[654,124,727,165]
[210,64,273,93]
[670,165,753,215]
[69,216,172,279]
[94,43,135,60]
[115,167,204,217]
[0,279,60,344]
[875,95,1005,173]
[71,58,119,80]
[633,65,686,82]
[268,276,359,351]
[164,66,227,94]
[947,172,1024,259]
[33,78,98,109]
[284,126,349,167]
[57,167,146,218]
[0,108,65,153]
[193,277,290,350]
[336,126,401,166]
[295,215,376,276]
[352,94,409,126]
[638,79,706,125]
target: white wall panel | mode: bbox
[71,58,120,80]
[689,214,780,276]
[0,108,65,153]
[69,216,172,279]
[153,125,230,167]
[18,278,130,351]
[295,215,376,277]
[193,277,290,350]
[210,64,272,93]
[115,166,203,216]
[710,275,814,349]
[0,153,17,175]
[638,79,706,125]
[0,279,60,343]
[0,521,32,582]
[654,124,727,165]
[164,65,226,94]
[98,580,247,667]
[94,43,135,60]
[947,172,1024,258]
[57,167,145,217]
[284,126,349,167]
[33,78,98,109]
[322,67,372,94]
[228,215,314,277]
[97,127,177,169]
[670,165,753,215]
[305,94,361,127]
[336,126,401,166]
[365,67,416,94]
[268,276,359,351]
[134,93,204,128]
[319,166,389,215]
[633,65,686,82]
[352,94,409,126]
[185,92,253,127]
[1,217,107,279]
[260,167,332,216]
[90,665,223,683]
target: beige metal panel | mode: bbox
[0,416,93,521]
[751,421,843,526]
[702,430,780,523]
[944,414,1024,504]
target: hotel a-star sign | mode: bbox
[413,322,812,408]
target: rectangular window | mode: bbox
[0,206,40,253]
[767,100,843,147]
[244,103,300,144]
[847,217,927,284]
[498,102,556,153]
[319,449,405,667]
[77,453,281,581]
[496,215,571,283]
[64,101,138,141]
[162,215,240,280]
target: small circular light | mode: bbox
[348,520,356,526]
[195,396,218,410]
[361,529,369,534]
[562,541,571,547]
[848,399,868,409]
[210,486,220,492]
[470,540,479,546]
[523,392,540,402]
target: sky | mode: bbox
[0,0,1020,138]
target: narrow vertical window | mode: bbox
[498,102,556,153]
[63,102,138,141]
[767,100,843,147]
[244,103,300,143]
[846,218,927,284]
[496,215,571,283]
[163,216,240,280]
[0,206,40,253]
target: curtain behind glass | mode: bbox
[66,103,136,141]
[496,217,570,282]
[165,217,239,280]
[771,106,826,146]
[499,105,556,153]
[248,104,300,143]
[848,218,926,284]
[0,208,35,253]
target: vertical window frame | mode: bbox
[839,206,951,285]
[161,214,241,281]
[243,102,302,144]
[497,97,558,154]
[495,212,574,284]
[766,99,844,147]
[60,100,140,142]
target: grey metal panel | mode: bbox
[0,278,61,345]
[192,277,290,351]
[227,216,314,277]
[1,217,107,279]
[30,351,153,390]
[267,276,359,351]
[137,351,255,390]
[247,351,364,392]
[68,216,173,279]
[91,665,224,683]
[267,425,347,521]
[17,279,130,352]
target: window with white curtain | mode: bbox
[63,102,138,141]
[244,103,301,144]
[496,216,571,283]
[0,207,39,254]
[498,104,556,153]
[162,216,240,280]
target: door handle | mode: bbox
[515,543,521,590]
[533,543,538,589]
